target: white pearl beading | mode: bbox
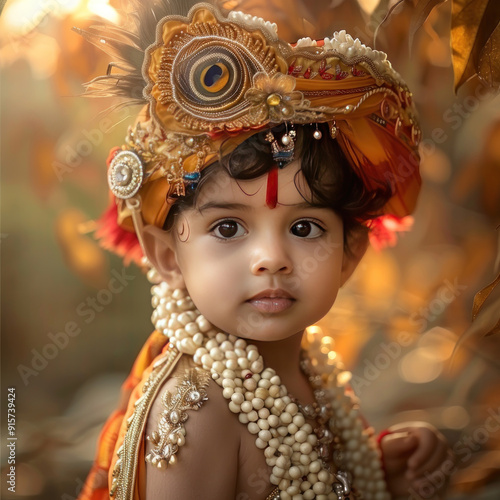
[228,10,279,39]
[151,282,390,500]
[295,30,404,90]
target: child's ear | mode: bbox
[340,231,369,286]
[140,225,185,289]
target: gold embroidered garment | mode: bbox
[145,367,211,468]
[78,334,278,500]
[109,344,183,500]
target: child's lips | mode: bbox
[246,289,295,313]
[247,298,294,313]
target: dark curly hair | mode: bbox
[164,123,393,254]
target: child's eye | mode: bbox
[290,220,325,238]
[211,220,246,239]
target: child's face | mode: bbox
[161,161,349,342]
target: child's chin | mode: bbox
[196,309,308,341]
[238,328,305,343]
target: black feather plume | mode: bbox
[73,0,215,107]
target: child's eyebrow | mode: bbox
[197,202,251,213]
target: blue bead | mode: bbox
[183,172,200,181]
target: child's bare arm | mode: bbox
[380,421,453,499]
[145,373,240,499]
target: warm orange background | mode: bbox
[1,1,499,499]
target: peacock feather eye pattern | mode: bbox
[144,7,289,132]
[172,42,257,108]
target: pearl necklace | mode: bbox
[149,276,390,500]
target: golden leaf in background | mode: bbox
[472,273,500,323]
[452,119,500,218]
[451,0,500,91]
[408,0,447,49]
[453,449,500,492]
[55,209,109,289]
[456,269,500,366]
[380,0,500,92]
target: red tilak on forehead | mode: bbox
[266,165,278,209]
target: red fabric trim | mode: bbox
[377,429,393,445]
[377,429,393,476]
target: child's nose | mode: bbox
[249,236,293,275]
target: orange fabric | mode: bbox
[293,76,421,215]
[78,331,170,500]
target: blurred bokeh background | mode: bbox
[1,0,499,498]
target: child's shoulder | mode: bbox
[144,355,241,499]
[145,356,239,449]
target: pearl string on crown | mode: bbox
[149,269,390,500]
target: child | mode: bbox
[76,2,452,499]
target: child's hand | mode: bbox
[380,421,454,499]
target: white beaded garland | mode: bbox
[150,284,391,500]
